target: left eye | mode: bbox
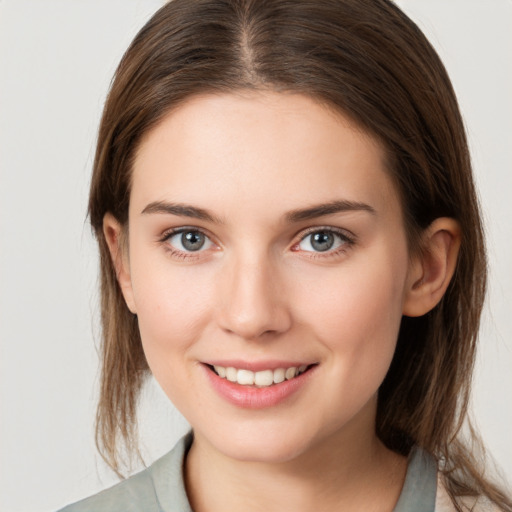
[297,230,349,252]
[166,230,214,252]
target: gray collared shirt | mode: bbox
[58,432,437,512]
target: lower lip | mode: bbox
[203,365,316,409]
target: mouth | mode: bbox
[203,361,318,409]
[205,364,315,388]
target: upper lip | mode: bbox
[202,360,316,371]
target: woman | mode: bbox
[59,0,511,510]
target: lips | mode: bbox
[202,361,317,409]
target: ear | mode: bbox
[402,217,461,317]
[103,212,137,314]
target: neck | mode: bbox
[184,403,407,512]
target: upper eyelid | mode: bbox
[160,225,212,240]
[295,225,356,242]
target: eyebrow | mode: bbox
[284,200,376,223]
[141,201,224,224]
[141,198,376,224]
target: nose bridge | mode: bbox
[217,247,291,340]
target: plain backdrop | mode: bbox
[0,1,510,511]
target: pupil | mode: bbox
[182,231,205,251]
[311,232,334,252]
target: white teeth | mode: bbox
[226,367,237,382]
[212,364,309,387]
[285,367,297,380]
[273,367,285,384]
[214,365,226,378]
[237,369,255,385]
[254,370,274,387]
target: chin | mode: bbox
[196,419,320,464]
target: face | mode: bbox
[113,91,417,463]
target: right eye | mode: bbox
[164,229,215,253]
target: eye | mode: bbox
[295,229,353,253]
[164,229,214,252]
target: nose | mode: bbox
[216,252,292,341]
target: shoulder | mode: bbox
[435,474,503,512]
[57,432,194,512]
[57,468,157,512]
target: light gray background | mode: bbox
[0,1,510,511]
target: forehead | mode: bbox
[130,91,400,221]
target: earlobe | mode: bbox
[402,218,461,317]
[103,213,137,314]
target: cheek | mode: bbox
[287,252,408,431]
[131,265,218,413]
[292,249,407,374]
[128,255,215,372]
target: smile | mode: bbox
[211,365,310,387]
[204,362,317,409]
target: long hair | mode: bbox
[88,1,511,509]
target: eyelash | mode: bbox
[159,227,216,261]
[291,226,356,259]
[159,226,356,260]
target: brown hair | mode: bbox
[88,0,511,509]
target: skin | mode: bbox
[105,91,460,512]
